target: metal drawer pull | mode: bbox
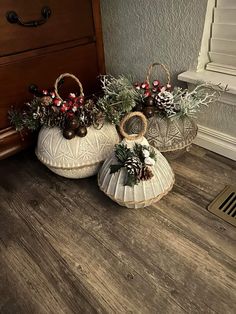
[6,6,51,27]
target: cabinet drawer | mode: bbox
[0,43,100,130]
[0,0,94,57]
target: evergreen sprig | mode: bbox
[97,75,139,124]
[115,143,133,163]
[9,97,65,132]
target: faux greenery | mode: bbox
[9,93,101,134]
[110,143,156,186]
[134,78,225,119]
[168,83,223,118]
[97,75,139,124]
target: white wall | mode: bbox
[100,0,208,85]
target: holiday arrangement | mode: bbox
[8,63,222,206]
[98,112,175,209]
[9,73,104,140]
[133,62,220,119]
[97,62,222,155]
[96,64,219,122]
[10,73,120,179]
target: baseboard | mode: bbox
[194,125,236,161]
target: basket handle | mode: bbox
[54,73,84,101]
[119,111,147,141]
[146,62,171,86]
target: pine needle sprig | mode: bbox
[8,108,25,131]
[114,143,133,163]
[97,75,139,124]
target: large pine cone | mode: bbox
[155,91,175,113]
[124,156,142,176]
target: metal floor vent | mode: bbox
[208,186,236,227]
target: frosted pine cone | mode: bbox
[155,91,175,113]
[124,156,142,176]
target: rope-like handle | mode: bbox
[54,73,84,101]
[146,62,171,86]
[119,112,147,141]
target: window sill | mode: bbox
[178,70,236,96]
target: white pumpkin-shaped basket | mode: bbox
[98,112,175,208]
[35,73,120,179]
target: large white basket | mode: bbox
[36,124,120,178]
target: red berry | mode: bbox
[78,96,84,104]
[72,105,78,112]
[67,112,74,118]
[60,102,69,112]
[166,83,172,90]
[144,90,151,97]
[50,91,56,98]
[159,86,166,92]
[42,89,48,95]
[53,98,62,106]
[134,82,141,90]
[69,93,76,99]
[153,80,160,87]
[67,100,73,108]
[141,82,149,90]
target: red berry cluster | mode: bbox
[134,80,172,97]
[133,80,173,118]
[42,90,84,114]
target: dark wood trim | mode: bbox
[92,0,106,75]
[0,37,95,66]
[0,127,36,160]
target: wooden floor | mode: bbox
[0,145,235,314]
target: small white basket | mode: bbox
[98,112,175,208]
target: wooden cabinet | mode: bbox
[0,0,105,159]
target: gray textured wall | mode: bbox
[197,99,236,136]
[100,0,208,85]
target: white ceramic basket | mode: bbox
[98,112,175,209]
[35,72,120,178]
[36,123,120,178]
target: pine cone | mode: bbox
[41,96,52,106]
[140,166,154,181]
[155,91,175,113]
[124,156,142,176]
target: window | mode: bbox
[206,0,236,76]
